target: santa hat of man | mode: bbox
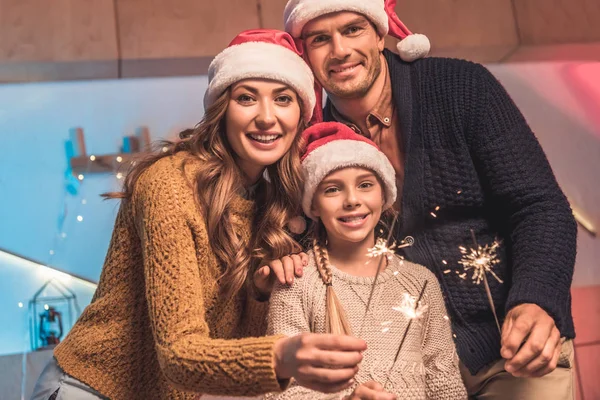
[204,29,316,122]
[301,122,397,220]
[284,0,430,63]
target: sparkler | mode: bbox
[458,229,503,333]
[383,280,429,390]
[366,237,397,261]
[358,214,414,337]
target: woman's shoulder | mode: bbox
[135,152,198,197]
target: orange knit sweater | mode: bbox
[54,152,285,399]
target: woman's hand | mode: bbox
[343,381,397,400]
[254,252,309,296]
[273,333,366,393]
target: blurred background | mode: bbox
[0,0,598,398]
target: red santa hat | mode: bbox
[301,122,397,220]
[284,0,430,62]
[204,29,316,122]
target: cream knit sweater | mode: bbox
[266,252,467,399]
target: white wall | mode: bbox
[0,76,209,282]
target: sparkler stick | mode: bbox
[358,213,407,338]
[383,280,429,389]
[469,229,502,334]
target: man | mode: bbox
[283,0,577,398]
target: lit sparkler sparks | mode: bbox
[459,229,504,333]
[458,240,503,285]
[392,292,429,320]
[367,238,397,261]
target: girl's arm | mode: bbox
[421,276,468,399]
[266,271,357,399]
[267,278,312,336]
[132,162,284,397]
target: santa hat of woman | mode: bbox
[284,0,430,63]
[301,122,397,220]
[204,29,316,122]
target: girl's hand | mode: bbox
[254,252,309,296]
[273,333,366,393]
[343,381,397,400]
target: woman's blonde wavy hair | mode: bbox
[105,88,305,298]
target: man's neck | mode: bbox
[328,53,387,129]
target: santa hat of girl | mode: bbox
[284,0,430,63]
[204,29,316,122]
[301,122,397,220]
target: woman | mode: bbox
[31,30,366,400]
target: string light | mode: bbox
[44,304,49,310]
[116,156,123,163]
[116,173,124,180]
[89,155,96,161]
[49,250,54,255]
[76,215,83,222]
[78,174,84,181]
[81,199,87,205]
[18,302,23,308]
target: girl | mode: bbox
[267,122,467,399]
[31,31,366,400]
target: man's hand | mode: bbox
[253,253,309,297]
[501,303,562,377]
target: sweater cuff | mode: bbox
[263,335,291,392]
[505,278,571,334]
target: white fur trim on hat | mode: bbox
[204,41,316,122]
[284,0,389,38]
[302,140,397,220]
[397,33,431,62]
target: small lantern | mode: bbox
[39,306,63,346]
[29,279,80,351]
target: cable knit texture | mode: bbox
[54,152,285,399]
[266,253,467,399]
[323,50,577,374]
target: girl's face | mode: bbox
[225,79,302,183]
[312,167,385,246]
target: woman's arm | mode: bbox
[132,161,284,397]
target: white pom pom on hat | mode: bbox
[384,0,430,62]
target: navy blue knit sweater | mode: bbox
[323,50,577,374]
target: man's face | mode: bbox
[302,11,385,99]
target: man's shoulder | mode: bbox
[385,50,490,83]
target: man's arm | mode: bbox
[466,64,577,376]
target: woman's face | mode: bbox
[312,167,385,247]
[225,79,302,183]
